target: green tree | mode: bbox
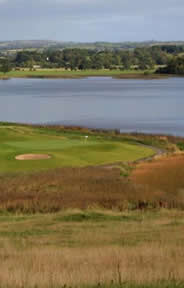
[0,60,12,74]
[157,56,184,75]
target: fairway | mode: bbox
[0,124,154,173]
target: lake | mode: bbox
[0,77,184,136]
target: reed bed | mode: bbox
[0,166,180,214]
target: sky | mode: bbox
[0,0,184,42]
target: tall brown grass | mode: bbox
[131,154,184,209]
[0,164,182,214]
[0,244,183,287]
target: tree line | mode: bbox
[1,47,169,71]
[0,45,184,74]
[157,56,184,75]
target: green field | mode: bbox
[0,124,154,173]
[0,68,161,80]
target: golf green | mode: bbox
[0,125,154,173]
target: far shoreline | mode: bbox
[1,121,184,140]
[0,69,171,80]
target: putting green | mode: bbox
[0,125,154,173]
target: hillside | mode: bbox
[1,40,184,52]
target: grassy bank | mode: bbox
[0,68,167,79]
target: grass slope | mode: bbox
[0,124,154,173]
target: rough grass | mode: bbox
[0,210,183,287]
[131,153,184,209]
[0,124,154,173]
[0,166,175,213]
[88,283,184,288]
[0,284,182,288]
[90,284,184,288]
[0,245,183,287]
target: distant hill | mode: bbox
[1,40,184,52]
[0,40,59,51]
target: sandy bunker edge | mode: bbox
[15,154,51,160]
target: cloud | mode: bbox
[1,0,184,18]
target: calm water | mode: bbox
[0,77,184,136]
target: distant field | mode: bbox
[0,68,161,79]
[0,124,154,173]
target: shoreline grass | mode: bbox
[0,69,169,80]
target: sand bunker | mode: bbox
[15,154,51,160]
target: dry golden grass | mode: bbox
[131,154,184,208]
[0,209,182,287]
[0,244,183,287]
[0,162,184,213]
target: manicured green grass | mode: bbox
[0,124,154,173]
